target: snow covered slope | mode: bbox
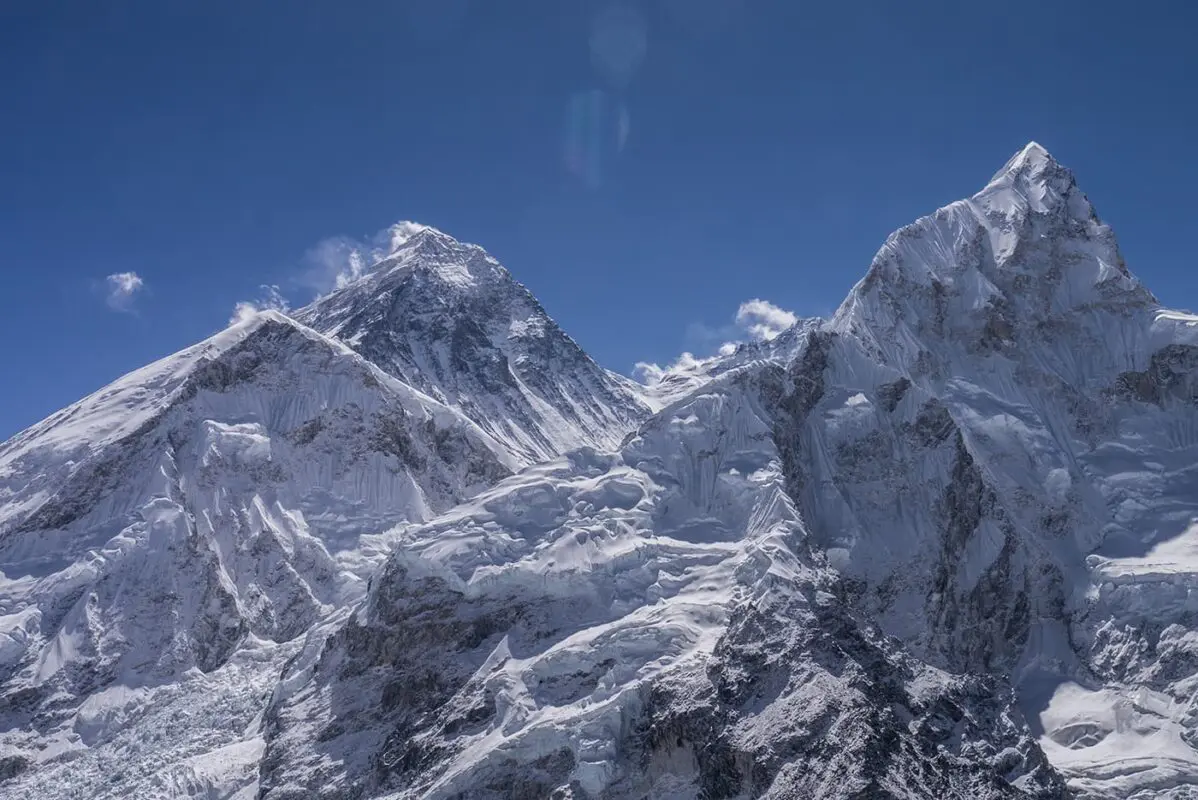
[780,144,1198,798]
[293,224,651,463]
[259,359,1066,799]
[0,311,512,795]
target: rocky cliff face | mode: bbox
[809,146,1198,797]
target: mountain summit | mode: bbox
[4,145,1198,799]
[294,226,651,463]
[987,141,1057,183]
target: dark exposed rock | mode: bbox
[607,588,1068,800]
[0,755,29,783]
[904,400,956,448]
[877,377,911,413]
[1110,344,1198,406]
[258,559,598,800]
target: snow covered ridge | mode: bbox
[0,311,517,796]
[6,142,1198,799]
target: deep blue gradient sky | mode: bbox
[2,1,1197,439]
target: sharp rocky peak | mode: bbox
[841,142,1150,338]
[974,140,1095,224]
[364,221,501,290]
[985,141,1061,187]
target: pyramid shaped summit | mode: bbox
[840,139,1152,366]
[293,224,652,463]
[977,140,1090,223]
[987,140,1058,183]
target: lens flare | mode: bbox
[564,90,631,188]
[565,90,606,188]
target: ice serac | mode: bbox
[259,356,1065,799]
[293,224,652,464]
[0,311,512,795]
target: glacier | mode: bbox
[2,143,1198,799]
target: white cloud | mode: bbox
[634,298,797,386]
[229,285,291,325]
[735,298,798,342]
[633,351,714,386]
[380,221,431,252]
[301,236,369,294]
[300,221,435,295]
[105,271,145,312]
[631,361,665,384]
[685,299,798,351]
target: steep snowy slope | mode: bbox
[636,326,809,410]
[260,357,1065,799]
[0,311,512,795]
[293,223,651,463]
[775,144,1198,798]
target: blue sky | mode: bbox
[2,1,1197,439]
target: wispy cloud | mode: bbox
[105,271,145,312]
[633,351,710,385]
[683,320,741,351]
[735,298,798,342]
[634,297,799,386]
[301,237,369,294]
[225,221,433,331]
[229,284,291,325]
[299,221,433,294]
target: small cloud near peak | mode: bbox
[735,299,798,342]
[105,272,145,312]
[633,351,712,386]
[634,297,798,386]
[299,221,445,295]
[229,285,291,325]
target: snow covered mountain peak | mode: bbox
[295,225,651,463]
[986,141,1058,187]
[0,304,527,795]
[837,143,1156,388]
[378,220,437,252]
[359,221,497,290]
[977,140,1095,226]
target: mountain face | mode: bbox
[0,313,517,797]
[257,361,1066,800]
[293,225,652,464]
[3,144,1198,800]
[778,146,1198,798]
